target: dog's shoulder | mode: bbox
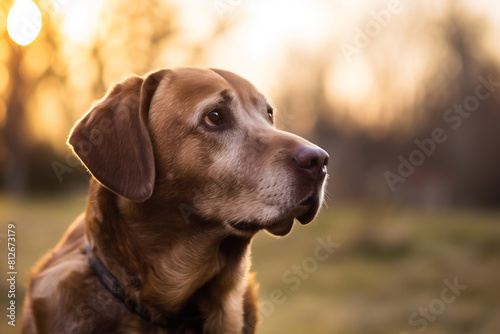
[25,214,107,332]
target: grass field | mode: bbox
[1,193,499,333]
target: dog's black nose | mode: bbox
[293,146,329,179]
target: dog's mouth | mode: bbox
[229,220,262,234]
[229,191,323,237]
[295,193,321,225]
[229,218,294,237]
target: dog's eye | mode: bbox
[267,108,273,123]
[204,110,224,127]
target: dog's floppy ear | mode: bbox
[68,70,167,202]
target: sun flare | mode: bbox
[7,0,42,46]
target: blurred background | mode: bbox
[1,0,499,333]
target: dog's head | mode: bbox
[68,67,328,236]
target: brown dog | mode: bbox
[22,67,329,334]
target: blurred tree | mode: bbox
[3,38,29,196]
[0,0,236,196]
[424,2,500,206]
[0,0,71,196]
[275,1,500,208]
[1,1,30,196]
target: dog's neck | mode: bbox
[84,180,253,330]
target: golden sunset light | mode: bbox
[1,1,500,334]
[2,0,500,139]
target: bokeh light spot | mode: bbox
[7,0,42,46]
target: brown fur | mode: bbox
[22,67,328,333]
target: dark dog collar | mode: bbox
[83,242,205,330]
